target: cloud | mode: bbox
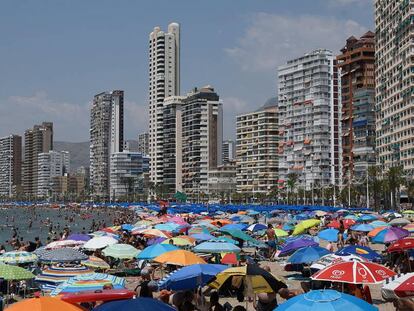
[225,13,368,72]
[0,91,147,142]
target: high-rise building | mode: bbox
[208,161,237,201]
[90,91,124,198]
[137,133,149,156]
[181,86,223,200]
[278,49,341,194]
[149,23,180,185]
[163,96,184,194]
[222,140,236,163]
[0,135,22,197]
[375,0,414,172]
[37,150,69,197]
[123,140,139,152]
[337,32,375,182]
[109,152,150,200]
[236,98,279,194]
[22,122,53,197]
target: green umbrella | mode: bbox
[102,243,140,259]
[220,229,261,245]
[0,264,35,280]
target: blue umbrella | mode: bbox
[190,233,215,241]
[288,246,330,264]
[335,245,382,261]
[350,224,374,232]
[211,236,238,244]
[369,220,389,228]
[121,224,134,231]
[92,298,176,311]
[275,289,378,311]
[247,224,267,232]
[317,228,339,242]
[279,238,318,256]
[193,242,241,253]
[158,264,227,290]
[137,244,179,260]
[282,223,295,231]
[221,223,247,231]
[66,234,91,242]
[155,223,182,232]
[358,214,378,222]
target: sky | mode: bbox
[0,0,374,142]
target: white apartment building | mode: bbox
[149,23,180,185]
[375,0,414,173]
[37,150,70,197]
[137,133,149,156]
[222,140,236,163]
[0,135,22,197]
[278,49,341,193]
[109,151,149,200]
[236,98,279,194]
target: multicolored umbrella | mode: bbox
[209,264,287,295]
[158,264,227,290]
[137,244,179,260]
[6,297,84,311]
[403,223,414,233]
[288,246,330,264]
[193,241,241,253]
[92,297,176,311]
[0,264,34,280]
[275,289,378,311]
[35,265,94,284]
[38,248,88,263]
[389,218,411,226]
[154,250,206,266]
[335,245,382,261]
[51,273,125,296]
[382,272,414,299]
[246,224,267,232]
[81,256,110,270]
[311,261,396,284]
[310,253,367,271]
[102,244,140,259]
[371,227,410,243]
[0,251,37,264]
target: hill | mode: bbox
[54,141,89,171]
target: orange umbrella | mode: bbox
[175,235,196,243]
[368,226,388,237]
[154,250,206,266]
[6,297,83,311]
[137,229,172,238]
[211,219,232,227]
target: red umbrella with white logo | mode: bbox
[382,273,414,300]
[387,237,414,252]
[311,261,396,284]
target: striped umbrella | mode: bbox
[81,256,110,270]
[102,244,140,259]
[38,248,88,263]
[50,273,125,296]
[0,251,37,264]
[35,265,94,284]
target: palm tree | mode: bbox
[386,166,404,210]
[287,173,298,204]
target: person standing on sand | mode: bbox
[266,224,278,258]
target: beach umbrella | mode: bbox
[335,245,382,261]
[221,223,247,231]
[310,253,367,271]
[383,212,403,219]
[288,246,330,264]
[51,273,125,296]
[314,210,328,217]
[158,264,227,290]
[220,228,259,244]
[274,228,289,237]
[311,261,396,284]
[161,237,194,246]
[45,240,86,249]
[387,237,414,252]
[211,236,238,244]
[137,244,179,260]
[344,215,358,220]
[154,223,182,232]
[135,228,172,238]
[154,250,206,266]
[38,248,88,263]
[0,251,37,265]
[292,219,321,235]
[209,264,287,295]
[6,297,84,311]
[318,228,339,242]
[90,231,119,239]
[372,227,410,243]
[389,218,411,226]
[403,223,414,232]
[92,297,176,311]
[121,224,135,231]
[147,237,167,245]
[102,244,140,259]
[350,224,374,232]
[81,256,110,270]
[0,264,34,280]
[382,272,414,299]
[83,236,118,250]
[188,226,211,235]
[193,241,241,253]
[279,238,318,256]
[221,253,238,264]
[357,214,378,222]
[275,289,378,311]
[370,220,390,228]
[403,210,414,215]
[190,233,215,241]
[35,265,94,285]
[327,219,355,229]
[66,233,91,242]
[247,224,267,232]
[282,223,295,231]
[368,226,389,237]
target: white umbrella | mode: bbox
[310,253,367,271]
[45,240,85,249]
[389,218,411,226]
[82,236,118,250]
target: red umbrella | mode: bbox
[311,261,396,284]
[382,273,414,299]
[221,253,238,265]
[388,237,414,253]
[327,219,355,229]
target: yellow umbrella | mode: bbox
[153,250,206,266]
[403,210,414,214]
[274,228,289,237]
[292,219,320,236]
[161,237,194,246]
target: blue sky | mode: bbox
[0,0,374,142]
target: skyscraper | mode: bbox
[181,86,223,200]
[22,122,53,197]
[0,135,22,197]
[278,49,341,198]
[222,140,236,163]
[375,0,414,173]
[337,32,375,182]
[236,98,279,194]
[90,91,124,199]
[137,133,149,155]
[37,150,69,197]
[148,23,180,185]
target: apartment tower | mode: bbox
[148,23,180,185]
[0,135,22,197]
